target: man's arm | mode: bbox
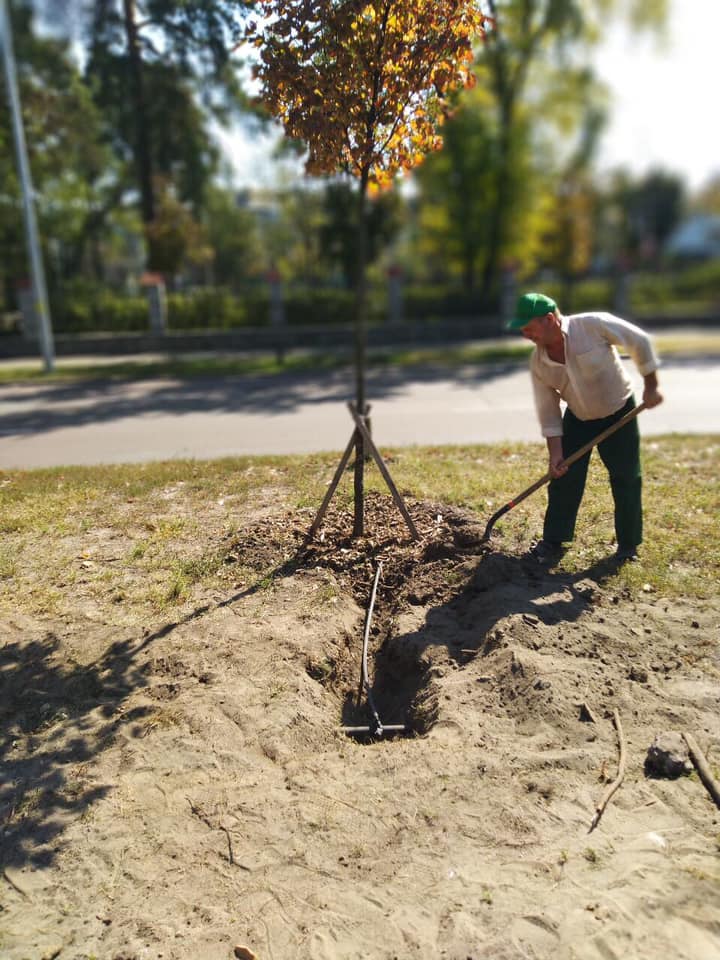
[547,435,567,478]
[596,313,663,409]
[643,370,663,408]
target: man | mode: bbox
[507,292,663,564]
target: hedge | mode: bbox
[49,264,720,334]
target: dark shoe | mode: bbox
[615,545,639,563]
[528,540,565,564]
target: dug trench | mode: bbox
[226,490,718,753]
[227,492,497,739]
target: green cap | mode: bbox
[506,292,556,330]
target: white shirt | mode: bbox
[530,312,659,437]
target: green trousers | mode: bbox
[543,396,642,548]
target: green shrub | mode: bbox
[533,280,613,314]
[401,285,482,322]
[49,261,720,336]
[54,280,147,333]
[283,288,357,325]
[167,289,254,330]
[630,261,720,314]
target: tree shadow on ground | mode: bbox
[0,362,525,440]
[0,551,309,874]
[0,629,149,870]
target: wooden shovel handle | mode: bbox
[556,400,647,473]
[481,401,647,542]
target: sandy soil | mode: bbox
[2,494,719,960]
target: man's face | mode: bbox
[520,312,556,346]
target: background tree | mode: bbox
[475,0,668,307]
[250,0,487,534]
[690,175,720,216]
[411,55,608,300]
[78,0,250,270]
[204,185,265,288]
[412,81,541,293]
[319,180,402,289]
[533,73,607,303]
[0,1,120,307]
[143,180,214,282]
[613,170,685,267]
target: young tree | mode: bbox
[250,0,487,535]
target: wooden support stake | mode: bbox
[305,403,420,544]
[589,708,626,832]
[305,429,358,544]
[348,402,420,541]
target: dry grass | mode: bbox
[0,435,717,626]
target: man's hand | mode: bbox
[547,436,568,478]
[643,371,663,409]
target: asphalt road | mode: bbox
[0,355,718,469]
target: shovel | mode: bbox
[481,401,647,542]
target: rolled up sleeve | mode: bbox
[532,373,563,438]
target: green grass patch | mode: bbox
[2,329,719,385]
[0,343,534,385]
[0,436,717,622]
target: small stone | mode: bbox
[645,733,693,779]
[691,620,700,629]
[234,947,258,960]
[629,665,649,683]
[578,702,597,723]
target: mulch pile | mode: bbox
[226,490,489,608]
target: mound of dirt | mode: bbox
[2,493,719,960]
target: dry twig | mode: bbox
[589,709,626,832]
[682,732,720,809]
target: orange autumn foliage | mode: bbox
[247,1,488,187]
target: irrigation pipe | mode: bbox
[341,561,405,737]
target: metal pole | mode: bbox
[0,0,55,371]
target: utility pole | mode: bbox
[0,0,55,371]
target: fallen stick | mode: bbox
[3,867,30,899]
[589,708,626,832]
[682,732,720,809]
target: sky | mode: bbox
[219,0,718,196]
[591,0,717,191]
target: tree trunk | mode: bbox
[122,0,155,241]
[479,91,513,307]
[462,244,476,292]
[352,169,370,538]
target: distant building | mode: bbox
[665,214,720,261]
[235,189,279,225]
